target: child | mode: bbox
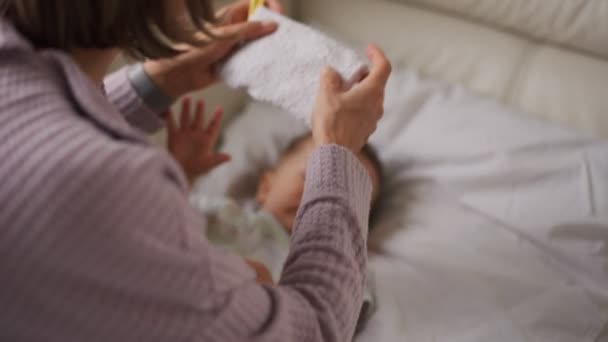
[166,99,382,324]
[255,132,382,234]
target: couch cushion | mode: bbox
[396,0,608,59]
[510,46,608,138]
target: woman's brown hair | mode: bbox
[0,0,218,59]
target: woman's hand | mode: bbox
[143,0,283,99]
[311,44,392,152]
[166,98,231,184]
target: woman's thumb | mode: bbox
[320,67,343,93]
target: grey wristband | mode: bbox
[127,63,175,112]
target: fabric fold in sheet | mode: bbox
[220,7,369,124]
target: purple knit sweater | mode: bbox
[0,19,372,342]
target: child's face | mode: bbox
[256,137,381,232]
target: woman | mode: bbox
[0,0,391,341]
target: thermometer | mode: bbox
[249,0,265,17]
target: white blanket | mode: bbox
[194,69,608,341]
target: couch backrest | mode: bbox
[399,0,608,59]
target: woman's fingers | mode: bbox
[320,67,344,94]
[213,20,278,42]
[356,44,392,94]
[265,0,284,14]
[193,101,205,130]
[218,0,283,25]
[206,20,278,61]
[180,97,192,129]
[175,19,278,89]
[241,20,279,41]
[366,44,392,84]
[216,0,248,25]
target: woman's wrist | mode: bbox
[312,130,359,153]
[127,63,176,111]
[142,60,194,100]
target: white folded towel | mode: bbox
[220,7,368,124]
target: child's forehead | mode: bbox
[283,136,315,159]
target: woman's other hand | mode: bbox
[166,98,231,184]
[312,44,392,152]
[143,0,283,99]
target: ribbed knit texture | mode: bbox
[105,66,165,134]
[0,19,372,342]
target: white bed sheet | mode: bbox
[193,69,608,341]
[363,71,608,341]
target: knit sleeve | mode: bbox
[103,66,165,134]
[2,141,371,341]
[279,144,373,341]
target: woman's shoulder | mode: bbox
[0,19,72,101]
[0,48,68,104]
[1,125,190,227]
[5,117,182,189]
[0,46,96,146]
[0,48,183,187]
[54,136,189,199]
[0,118,189,240]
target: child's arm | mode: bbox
[165,98,231,185]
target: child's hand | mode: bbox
[166,98,231,184]
[245,259,274,285]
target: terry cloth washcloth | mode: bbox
[220,7,369,124]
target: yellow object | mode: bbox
[249,0,265,17]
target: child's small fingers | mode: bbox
[208,107,223,130]
[180,97,191,129]
[207,107,224,145]
[193,101,205,130]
